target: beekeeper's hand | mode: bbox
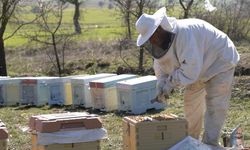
[156,77,173,102]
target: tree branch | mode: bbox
[4,13,44,40]
[53,3,63,34]
[187,0,194,10]
[179,0,187,10]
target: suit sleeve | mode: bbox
[153,59,168,79]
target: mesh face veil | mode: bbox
[143,29,175,59]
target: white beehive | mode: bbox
[117,75,166,114]
[19,77,58,106]
[71,73,116,108]
[47,77,77,106]
[0,78,20,106]
[0,79,8,106]
[90,74,137,111]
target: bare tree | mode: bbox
[134,0,158,72]
[61,0,84,34]
[0,0,21,76]
[114,0,158,39]
[114,0,159,72]
[193,0,250,40]
[0,0,42,76]
[179,0,194,18]
[113,0,133,39]
[98,1,105,8]
[27,0,72,77]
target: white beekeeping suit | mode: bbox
[136,7,240,146]
[204,0,217,12]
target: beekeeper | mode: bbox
[135,7,240,147]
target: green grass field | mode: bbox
[4,8,125,48]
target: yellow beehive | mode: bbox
[2,78,20,106]
[90,74,137,111]
[123,115,188,150]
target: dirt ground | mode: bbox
[235,53,250,76]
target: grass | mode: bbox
[4,7,123,48]
[0,88,249,150]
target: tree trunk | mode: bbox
[137,2,144,72]
[138,46,144,72]
[0,37,7,76]
[125,0,132,39]
[74,1,81,34]
[179,0,193,19]
[126,10,131,39]
[52,34,62,77]
[184,10,189,18]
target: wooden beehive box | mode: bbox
[123,115,188,150]
[31,133,100,150]
[29,112,104,150]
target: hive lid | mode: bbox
[71,73,116,80]
[118,75,157,85]
[29,112,103,133]
[90,74,137,88]
[124,114,186,124]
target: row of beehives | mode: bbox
[0,112,188,150]
[0,74,165,114]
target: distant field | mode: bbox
[4,8,125,47]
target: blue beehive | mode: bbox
[19,77,58,106]
[47,76,79,106]
[46,78,65,106]
[117,75,166,114]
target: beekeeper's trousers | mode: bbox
[184,68,235,146]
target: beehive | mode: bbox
[0,79,8,106]
[117,75,166,114]
[0,78,20,106]
[32,133,100,150]
[123,115,188,150]
[29,112,102,132]
[90,74,137,111]
[0,120,8,150]
[46,77,74,106]
[18,77,58,106]
[71,73,116,107]
[29,112,105,150]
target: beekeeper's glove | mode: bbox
[156,77,173,102]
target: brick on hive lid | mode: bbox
[0,120,8,140]
[28,112,103,133]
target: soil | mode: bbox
[235,53,250,76]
